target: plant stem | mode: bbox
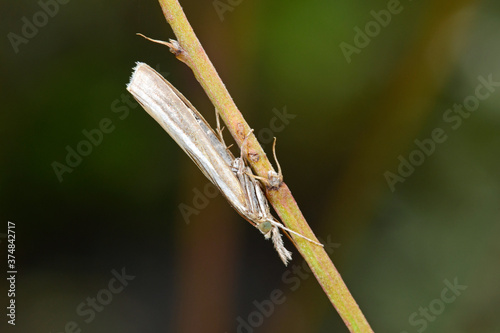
[156,0,374,331]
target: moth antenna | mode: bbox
[270,221,323,247]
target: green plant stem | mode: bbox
[156,1,374,331]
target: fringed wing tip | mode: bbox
[126,61,146,90]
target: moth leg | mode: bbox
[267,137,283,188]
[214,108,229,147]
[242,169,268,185]
[239,128,255,160]
[240,135,283,188]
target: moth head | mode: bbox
[257,221,273,239]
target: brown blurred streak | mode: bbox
[261,1,481,332]
[172,163,241,333]
[169,8,238,332]
[323,0,480,249]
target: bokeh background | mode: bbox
[1,0,499,332]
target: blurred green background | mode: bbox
[1,0,499,332]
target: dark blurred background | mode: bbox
[1,0,499,332]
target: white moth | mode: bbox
[127,62,321,265]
